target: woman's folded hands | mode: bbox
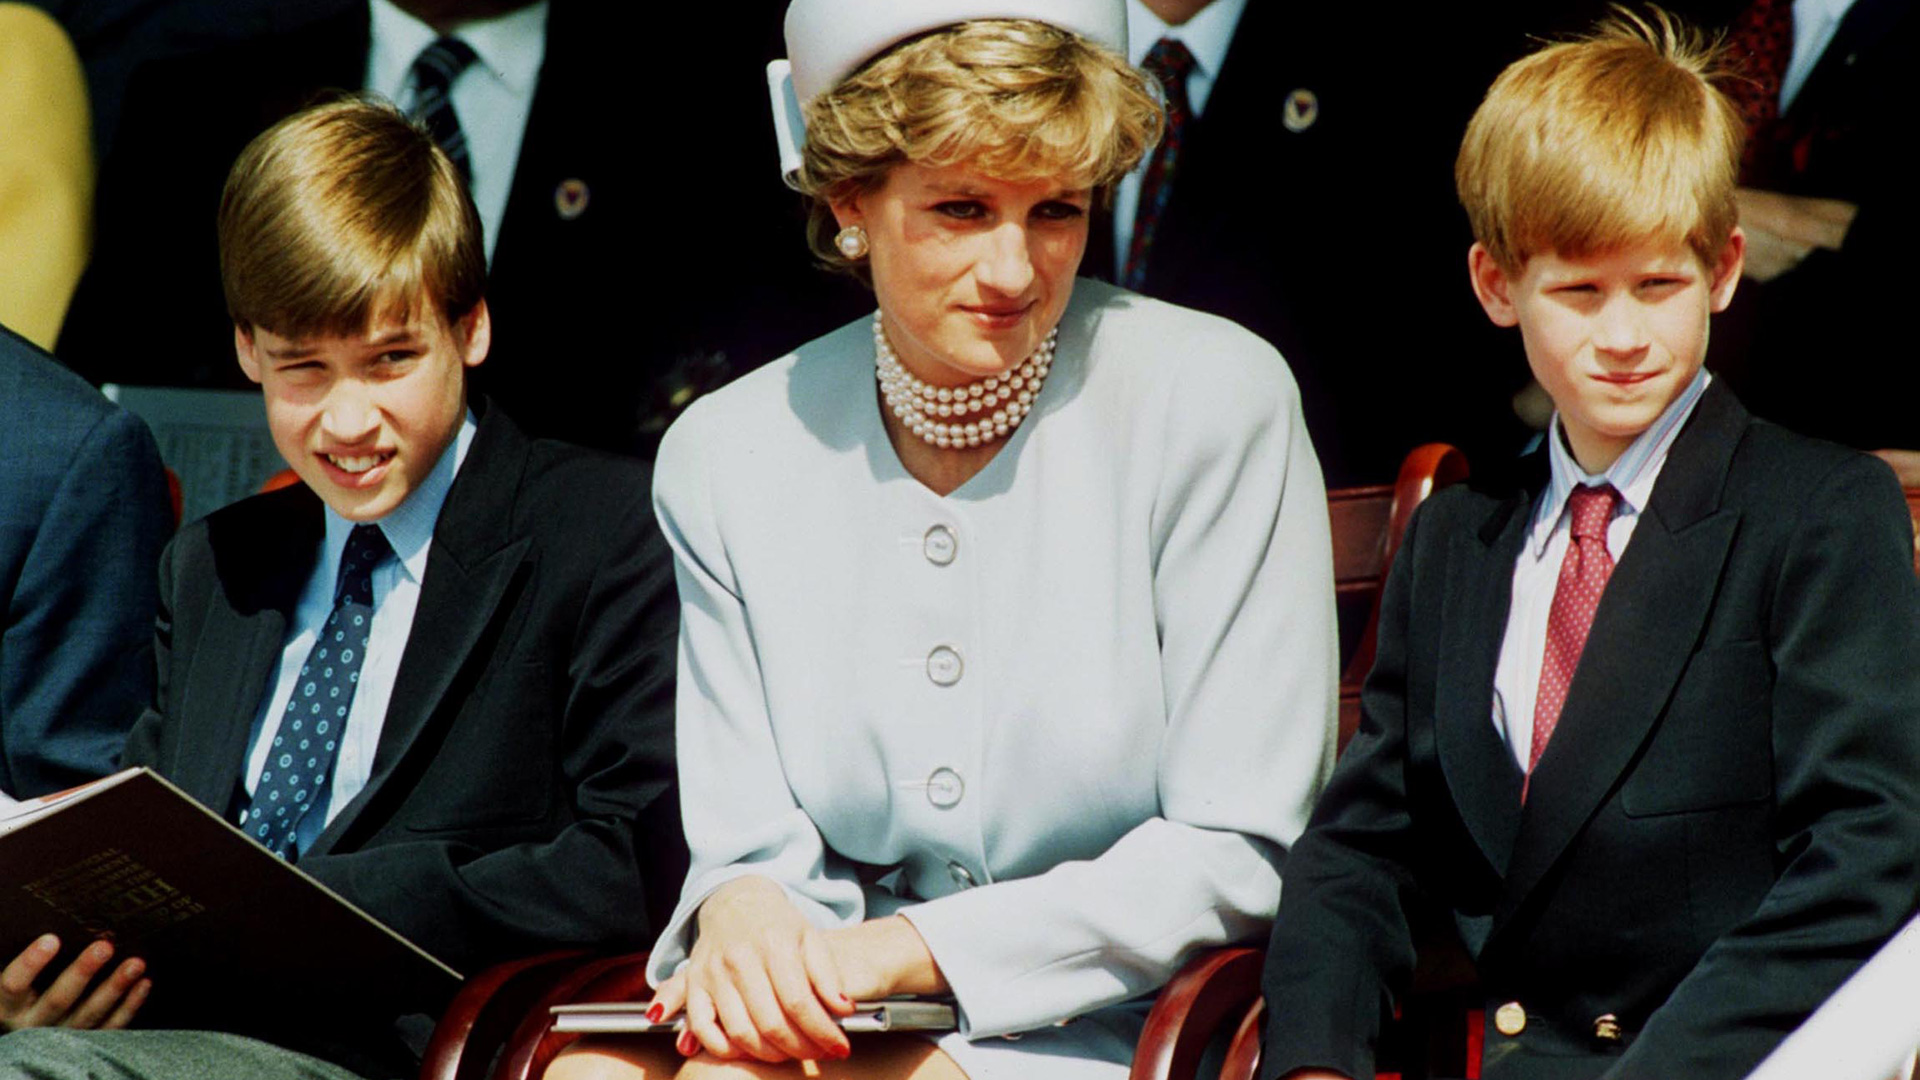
[649,875,948,1063]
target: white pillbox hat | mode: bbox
[768,0,1129,185]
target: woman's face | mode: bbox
[834,160,1090,386]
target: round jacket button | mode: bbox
[947,860,976,887]
[926,646,963,686]
[1591,1014,1623,1043]
[927,767,964,808]
[923,525,957,565]
[1494,1001,1527,1037]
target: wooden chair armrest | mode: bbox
[1219,998,1266,1080]
[1129,946,1266,1080]
[419,950,590,1080]
[496,950,653,1080]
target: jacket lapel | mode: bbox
[172,490,322,812]
[312,406,534,853]
[1434,486,1532,878]
[1496,382,1747,925]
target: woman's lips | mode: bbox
[961,303,1033,329]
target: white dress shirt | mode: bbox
[1490,370,1711,771]
[1783,0,1860,111]
[365,0,548,264]
[242,412,476,835]
[1112,0,1249,272]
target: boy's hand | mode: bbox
[0,934,151,1032]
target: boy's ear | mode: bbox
[455,300,491,369]
[1708,227,1746,314]
[234,326,264,384]
[1468,243,1520,328]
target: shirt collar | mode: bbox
[1528,368,1711,557]
[321,409,478,587]
[1125,0,1248,84]
[1794,0,1856,27]
[367,0,549,102]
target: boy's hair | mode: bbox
[1455,6,1743,271]
[798,18,1162,275]
[218,96,485,338]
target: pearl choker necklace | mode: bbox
[873,315,1056,449]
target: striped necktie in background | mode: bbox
[1124,37,1197,291]
[409,36,479,184]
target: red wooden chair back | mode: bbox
[1331,444,1470,748]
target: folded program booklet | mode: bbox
[551,998,959,1034]
[0,768,460,1020]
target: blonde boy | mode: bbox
[0,100,681,1080]
[1260,12,1920,1080]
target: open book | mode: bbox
[0,768,460,1019]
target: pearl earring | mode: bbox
[835,225,869,260]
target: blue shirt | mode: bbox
[240,411,477,853]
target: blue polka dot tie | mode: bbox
[242,524,391,859]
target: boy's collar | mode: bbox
[367,0,548,96]
[321,408,478,583]
[1528,369,1712,557]
[1125,0,1247,78]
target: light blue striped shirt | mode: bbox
[1490,369,1711,768]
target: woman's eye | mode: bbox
[934,201,985,220]
[1034,201,1086,222]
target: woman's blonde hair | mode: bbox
[797,18,1163,273]
[218,96,485,337]
[1455,6,1743,271]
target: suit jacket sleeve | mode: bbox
[295,480,681,973]
[1259,500,1434,1080]
[1606,453,1920,1077]
[644,416,871,985]
[5,405,169,797]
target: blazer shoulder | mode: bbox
[1725,419,1897,509]
[491,440,664,575]
[518,439,656,519]
[177,484,316,565]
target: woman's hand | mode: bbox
[648,878,953,1064]
[0,934,150,1032]
[650,876,855,1063]
[819,916,947,1002]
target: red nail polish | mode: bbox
[676,1029,698,1057]
[646,1002,665,1024]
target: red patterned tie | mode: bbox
[1525,485,1620,798]
[1721,0,1796,180]
[1123,38,1196,290]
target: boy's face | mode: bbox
[235,300,490,522]
[1469,232,1745,473]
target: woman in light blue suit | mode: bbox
[552,1,1337,1077]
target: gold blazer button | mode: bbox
[1592,1014,1624,1042]
[1494,1001,1527,1036]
